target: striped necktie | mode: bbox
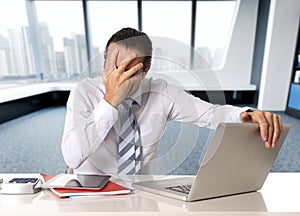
[118,99,141,175]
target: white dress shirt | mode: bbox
[61,77,249,175]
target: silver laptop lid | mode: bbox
[187,123,291,201]
[133,123,290,202]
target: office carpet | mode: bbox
[0,106,299,176]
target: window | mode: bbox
[0,0,243,84]
[143,1,191,45]
[88,1,138,76]
[35,1,86,80]
[143,1,192,72]
[0,0,33,81]
[88,1,138,52]
[195,1,237,70]
[88,0,138,77]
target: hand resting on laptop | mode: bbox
[240,110,282,149]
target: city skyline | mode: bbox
[0,22,102,81]
[0,1,234,82]
[0,22,224,81]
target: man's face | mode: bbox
[104,42,149,98]
[105,43,148,76]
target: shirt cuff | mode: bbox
[234,106,255,123]
[93,99,118,134]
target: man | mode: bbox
[61,27,282,175]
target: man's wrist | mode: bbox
[104,94,119,108]
[104,95,114,107]
[245,108,257,113]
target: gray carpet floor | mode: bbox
[0,106,299,176]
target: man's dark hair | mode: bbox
[105,27,152,70]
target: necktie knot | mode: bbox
[122,98,137,110]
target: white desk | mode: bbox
[0,173,299,216]
[0,82,74,104]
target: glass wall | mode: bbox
[0,0,34,82]
[143,1,191,45]
[34,1,86,80]
[0,0,238,84]
[143,1,192,72]
[89,1,138,52]
[195,1,237,70]
[88,0,138,77]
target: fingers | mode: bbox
[264,112,282,148]
[264,112,274,148]
[103,49,119,80]
[251,111,282,148]
[105,50,138,78]
[122,72,144,91]
[118,53,137,72]
[104,49,139,81]
[120,63,143,83]
[106,49,119,70]
[254,112,269,145]
[127,71,145,83]
[271,114,283,148]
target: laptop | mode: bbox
[133,123,291,202]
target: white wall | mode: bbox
[258,0,300,111]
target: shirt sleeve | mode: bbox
[166,86,252,129]
[61,81,118,169]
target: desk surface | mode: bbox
[0,173,299,216]
[0,82,74,104]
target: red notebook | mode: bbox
[42,174,133,198]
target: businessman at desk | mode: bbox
[61,27,283,176]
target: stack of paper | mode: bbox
[42,174,133,199]
[50,181,133,198]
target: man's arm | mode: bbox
[166,86,245,128]
[165,86,283,148]
[61,82,118,169]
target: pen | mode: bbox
[69,195,105,200]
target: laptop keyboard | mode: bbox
[165,184,192,194]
